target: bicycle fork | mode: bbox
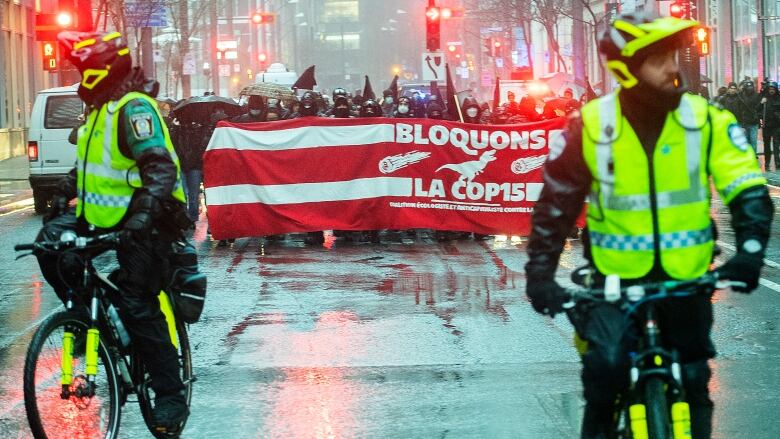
[627,308,692,439]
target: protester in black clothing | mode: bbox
[330,95,353,118]
[232,95,266,123]
[720,81,760,151]
[426,102,444,120]
[760,81,780,169]
[394,96,413,118]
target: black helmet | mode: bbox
[598,13,696,89]
[359,99,381,117]
[333,87,347,99]
[58,31,132,105]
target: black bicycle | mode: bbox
[16,231,194,439]
[564,271,741,439]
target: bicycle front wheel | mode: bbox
[23,311,121,439]
[644,377,671,439]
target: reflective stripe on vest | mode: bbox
[592,93,707,211]
[76,92,184,228]
[582,92,713,280]
[589,227,712,251]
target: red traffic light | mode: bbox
[494,41,502,48]
[425,6,440,22]
[251,11,275,24]
[56,11,73,27]
[448,44,456,52]
[670,2,685,18]
[441,7,452,20]
[258,53,267,63]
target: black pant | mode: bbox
[35,211,184,396]
[764,126,780,169]
[571,295,715,439]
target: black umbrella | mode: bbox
[172,95,242,123]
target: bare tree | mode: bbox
[531,0,570,73]
[469,0,535,74]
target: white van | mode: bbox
[255,63,297,88]
[27,84,83,213]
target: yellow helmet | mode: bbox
[599,14,697,88]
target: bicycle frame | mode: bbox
[59,253,180,400]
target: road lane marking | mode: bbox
[717,240,780,269]
[759,278,780,292]
[0,204,33,217]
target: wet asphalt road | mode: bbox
[0,189,779,438]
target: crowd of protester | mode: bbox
[158,77,593,246]
[711,77,780,171]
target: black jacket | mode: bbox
[525,91,773,284]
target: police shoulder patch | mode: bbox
[727,123,749,152]
[130,112,154,140]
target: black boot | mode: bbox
[152,390,189,434]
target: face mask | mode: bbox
[385,97,393,104]
[466,108,478,118]
[398,105,409,114]
[249,109,262,116]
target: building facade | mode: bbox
[0,0,49,160]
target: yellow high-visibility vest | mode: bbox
[76,92,185,228]
[581,92,766,279]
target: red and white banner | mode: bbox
[203,116,565,240]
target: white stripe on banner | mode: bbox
[207,123,396,151]
[205,177,414,205]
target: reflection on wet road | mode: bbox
[0,195,779,437]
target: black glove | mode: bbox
[122,193,160,240]
[716,253,763,293]
[43,194,70,223]
[526,278,567,316]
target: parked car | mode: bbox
[27,84,83,213]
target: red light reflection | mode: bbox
[266,311,364,438]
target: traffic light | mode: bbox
[41,42,58,71]
[425,6,441,51]
[695,26,711,56]
[670,1,686,18]
[493,39,503,57]
[447,43,462,59]
[251,11,275,25]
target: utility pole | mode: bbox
[571,0,585,90]
[141,26,154,78]
[179,0,191,98]
[210,0,219,95]
[260,0,268,67]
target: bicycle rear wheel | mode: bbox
[644,377,671,439]
[23,311,121,439]
[138,319,193,438]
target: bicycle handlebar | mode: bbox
[14,232,120,253]
[563,272,745,306]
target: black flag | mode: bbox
[291,65,317,90]
[363,75,376,100]
[388,74,399,103]
[445,64,461,121]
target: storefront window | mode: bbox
[732,0,758,81]
[323,0,358,23]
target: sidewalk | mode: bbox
[0,155,32,211]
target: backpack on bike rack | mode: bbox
[168,239,207,323]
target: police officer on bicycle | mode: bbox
[35,31,191,433]
[524,14,773,438]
